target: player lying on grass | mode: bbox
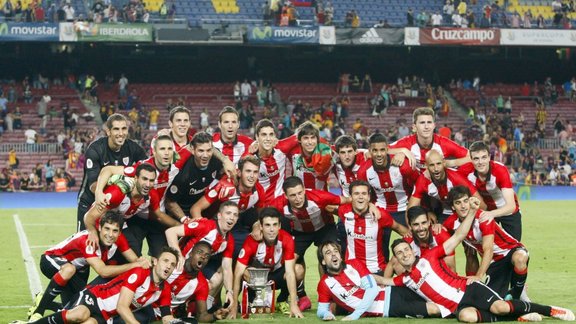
[27,211,149,321]
[382,196,575,322]
[15,246,179,324]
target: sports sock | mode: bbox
[296,281,306,298]
[36,273,69,315]
[506,300,552,317]
[32,310,68,324]
[510,267,528,299]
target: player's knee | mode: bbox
[490,300,510,314]
[242,269,251,282]
[512,250,529,269]
[458,308,479,323]
[67,305,91,322]
[60,263,77,279]
[295,264,305,281]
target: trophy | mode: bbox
[240,267,275,318]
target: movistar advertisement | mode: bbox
[0,22,59,41]
[247,26,319,44]
[63,22,153,42]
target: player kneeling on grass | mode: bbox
[316,240,441,321]
[381,196,575,322]
[228,207,304,319]
[27,211,150,321]
[16,247,179,324]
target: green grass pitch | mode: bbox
[1,200,575,323]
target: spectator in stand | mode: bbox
[3,0,14,20]
[8,148,19,170]
[63,3,75,21]
[28,173,44,191]
[148,106,160,131]
[431,11,443,26]
[20,172,30,191]
[44,160,55,190]
[536,14,545,28]
[511,11,520,28]
[0,171,10,192]
[118,74,128,98]
[240,79,252,101]
[443,0,454,25]
[407,8,414,26]
[361,74,372,93]
[523,10,532,28]
[351,10,360,27]
[13,107,22,130]
[504,96,512,114]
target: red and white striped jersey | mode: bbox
[212,133,254,165]
[179,218,234,260]
[357,158,418,212]
[412,168,478,215]
[443,210,523,262]
[149,130,195,155]
[389,134,468,172]
[337,204,394,273]
[237,229,295,271]
[458,162,520,215]
[393,245,467,317]
[45,230,130,269]
[403,227,454,258]
[124,150,192,212]
[89,267,172,321]
[256,139,293,201]
[204,176,266,212]
[317,259,387,316]
[166,269,209,307]
[270,189,342,233]
[333,151,368,197]
[102,184,160,220]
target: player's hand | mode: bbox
[157,128,171,137]
[222,161,237,185]
[86,229,100,249]
[322,312,336,321]
[390,152,406,167]
[179,216,193,224]
[402,231,413,239]
[289,302,304,318]
[248,140,259,154]
[137,256,151,269]
[367,203,381,221]
[468,196,481,212]
[94,191,111,209]
[224,290,234,308]
[227,304,238,319]
[466,275,483,285]
[250,222,263,241]
[214,308,229,320]
[479,210,494,223]
[431,223,444,235]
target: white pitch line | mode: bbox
[13,214,43,300]
[23,224,68,226]
[30,245,52,249]
[0,305,30,309]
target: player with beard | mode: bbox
[357,133,419,260]
[93,135,190,257]
[382,197,575,322]
[27,212,149,321]
[20,247,180,324]
[149,242,229,323]
[316,241,440,320]
[408,149,485,224]
[166,202,239,311]
[229,208,304,319]
[165,132,225,221]
[76,113,147,231]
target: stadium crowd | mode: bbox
[4,78,576,323]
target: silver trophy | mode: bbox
[241,267,275,318]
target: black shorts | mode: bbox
[293,223,339,259]
[40,254,90,303]
[69,290,107,324]
[486,246,529,297]
[457,281,501,315]
[123,216,168,257]
[388,286,431,318]
[77,200,91,231]
[496,211,522,241]
[267,266,287,291]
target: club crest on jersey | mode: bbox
[128,273,138,284]
[123,157,130,165]
[170,185,178,194]
[85,245,94,254]
[187,222,199,229]
[86,159,93,169]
